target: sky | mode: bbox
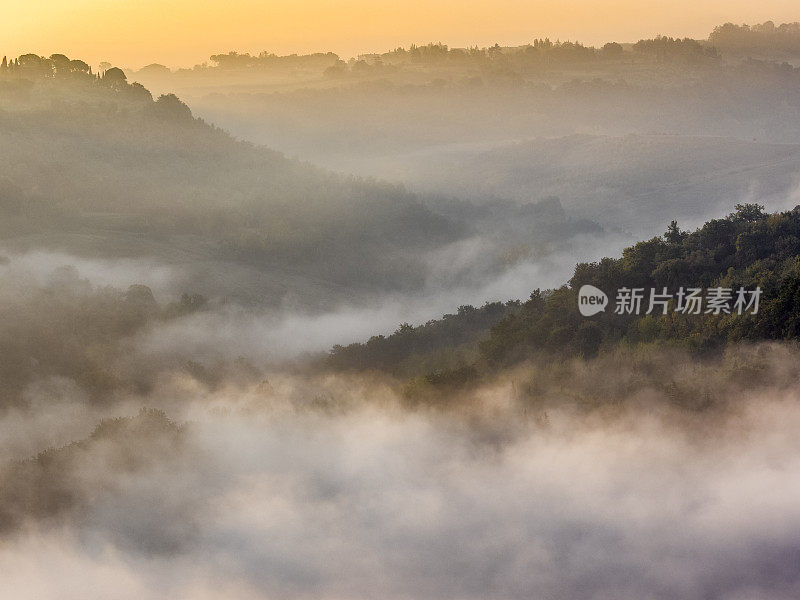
[2,0,798,69]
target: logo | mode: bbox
[577,285,762,317]
[578,285,608,316]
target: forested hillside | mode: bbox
[0,54,459,296]
[136,21,800,253]
[330,203,800,391]
[0,53,604,307]
[142,21,800,173]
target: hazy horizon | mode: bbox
[3,0,798,69]
[4,9,800,598]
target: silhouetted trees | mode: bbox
[0,53,110,80]
[711,21,800,54]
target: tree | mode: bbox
[602,42,624,57]
[102,66,128,91]
[69,59,90,74]
[49,53,71,76]
[127,82,153,102]
[731,203,766,223]
[153,93,193,121]
[18,54,51,77]
[138,63,170,75]
[102,66,126,82]
[664,220,685,244]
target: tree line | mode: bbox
[329,204,800,393]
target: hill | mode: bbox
[0,54,461,303]
[0,53,608,310]
[328,203,800,389]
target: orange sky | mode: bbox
[2,0,798,69]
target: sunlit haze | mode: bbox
[2,0,798,68]
[5,3,800,599]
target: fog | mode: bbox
[5,38,800,331]
[0,60,628,326]
[4,347,800,599]
[0,227,626,372]
[129,31,800,244]
[3,24,800,598]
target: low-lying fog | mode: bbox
[4,351,800,600]
[0,228,628,362]
[4,35,800,598]
[5,223,800,599]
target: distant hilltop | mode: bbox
[119,19,800,75]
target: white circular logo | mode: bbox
[578,285,608,316]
